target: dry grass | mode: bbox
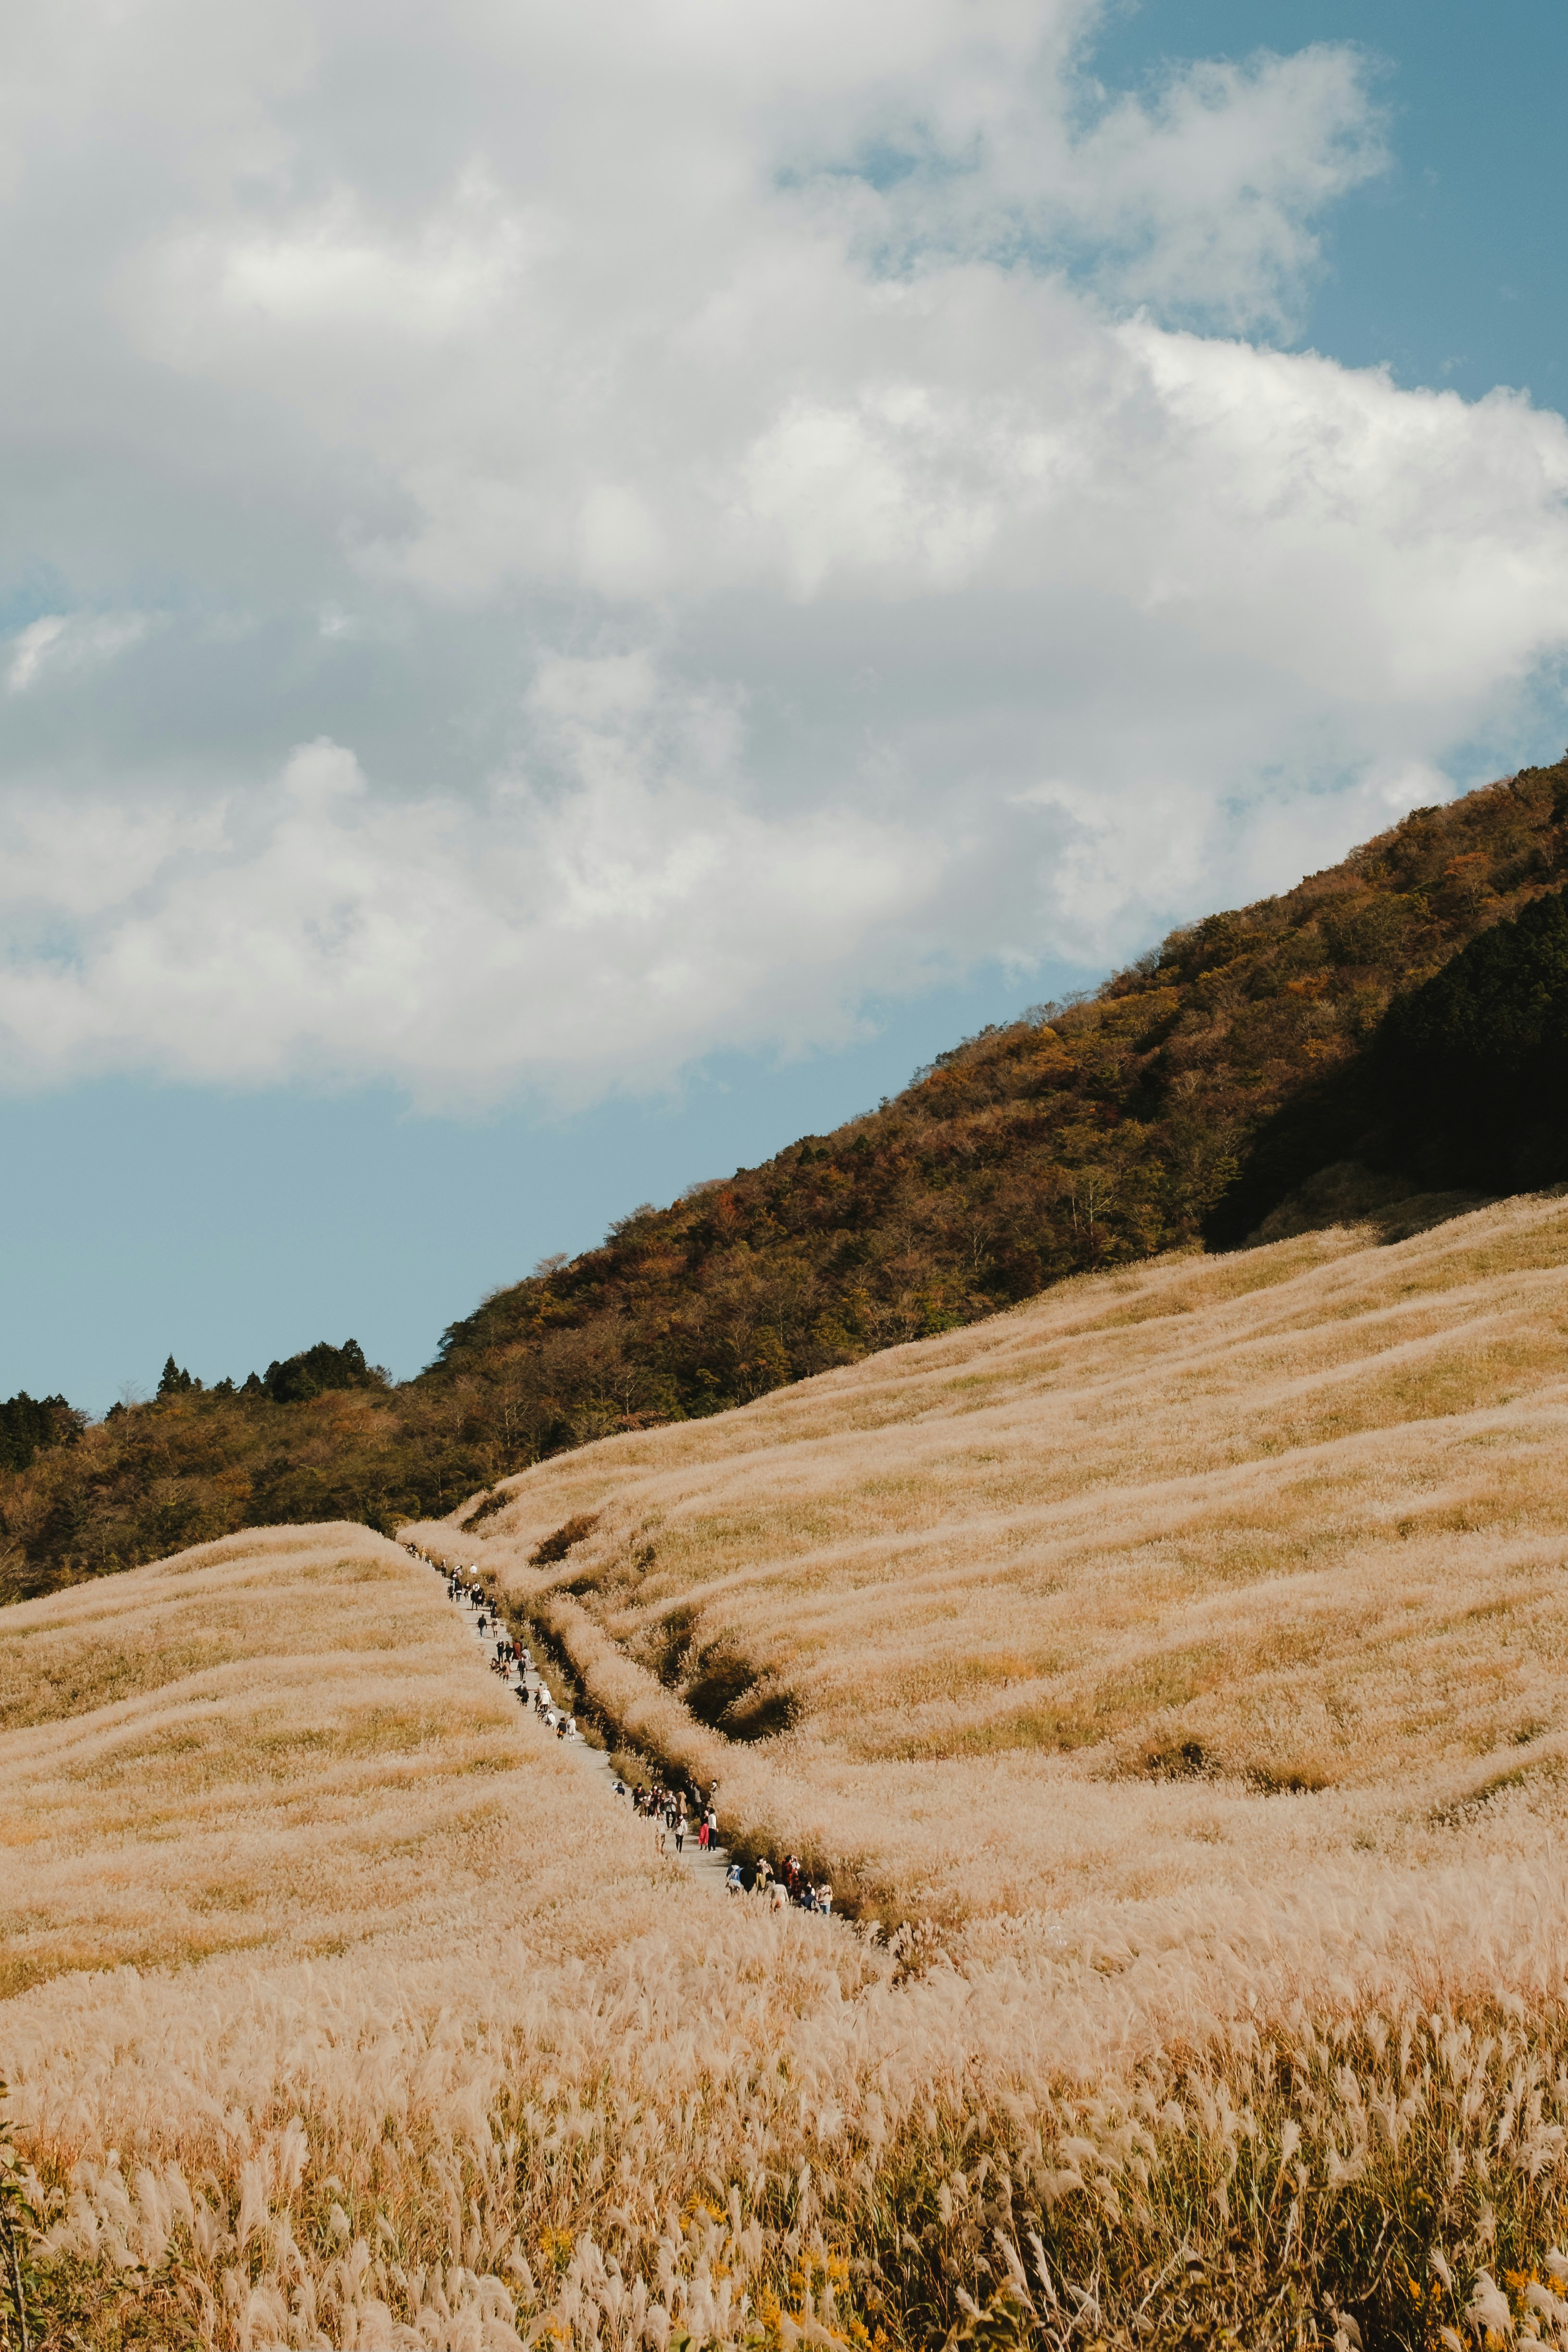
[0,1523,678,2004]
[20,1203,1568,2344]
[0,1525,905,2350]
[415,1192,1568,1933]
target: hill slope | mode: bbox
[416,1186,1568,1927]
[8,753,1568,1597]
[0,1520,633,2000]
[16,1215,1568,2347]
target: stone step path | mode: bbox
[432,1555,740,1897]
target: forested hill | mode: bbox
[7,753,1568,1598]
[430,752,1568,1416]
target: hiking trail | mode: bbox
[417,1547,740,1897]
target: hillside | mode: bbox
[8,753,1568,1599]
[0,1521,633,2002]
[414,1186,1568,1926]
[14,1211,1568,2346]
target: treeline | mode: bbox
[8,755,1568,1601]
[0,1338,486,1604]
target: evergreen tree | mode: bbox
[0,1392,78,1473]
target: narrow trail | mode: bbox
[416,1547,739,1898]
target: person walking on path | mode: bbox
[434,1558,824,1912]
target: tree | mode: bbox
[262,1338,386,1405]
[1377,884,1568,1187]
[0,1393,79,1474]
[157,1356,194,1397]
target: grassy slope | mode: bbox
[18,1226,1568,2342]
[0,1522,671,2000]
[2,1529,893,2349]
[10,757,1568,1600]
[415,1189,1568,1932]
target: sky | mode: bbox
[4,0,1568,1411]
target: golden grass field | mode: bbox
[418,1191,1568,1937]
[16,1200,1568,2346]
[0,1522,648,2000]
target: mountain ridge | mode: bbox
[7,750,1568,1597]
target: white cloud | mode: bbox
[0,0,1564,1105]
[0,700,941,1107]
[6,616,67,692]
[0,790,224,919]
[7,610,152,692]
[1061,45,1387,324]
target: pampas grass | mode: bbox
[419,1193,1568,1931]
[19,1201,1568,2342]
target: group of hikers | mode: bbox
[405,1542,831,1916]
[609,1781,827,1907]
[723,1852,833,1914]
[619,1778,718,1855]
[421,1551,583,1739]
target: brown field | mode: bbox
[15,1202,1568,2346]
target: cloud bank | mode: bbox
[2,0,1567,1105]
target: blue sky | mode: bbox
[1096,0,1568,406]
[4,0,1568,1411]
